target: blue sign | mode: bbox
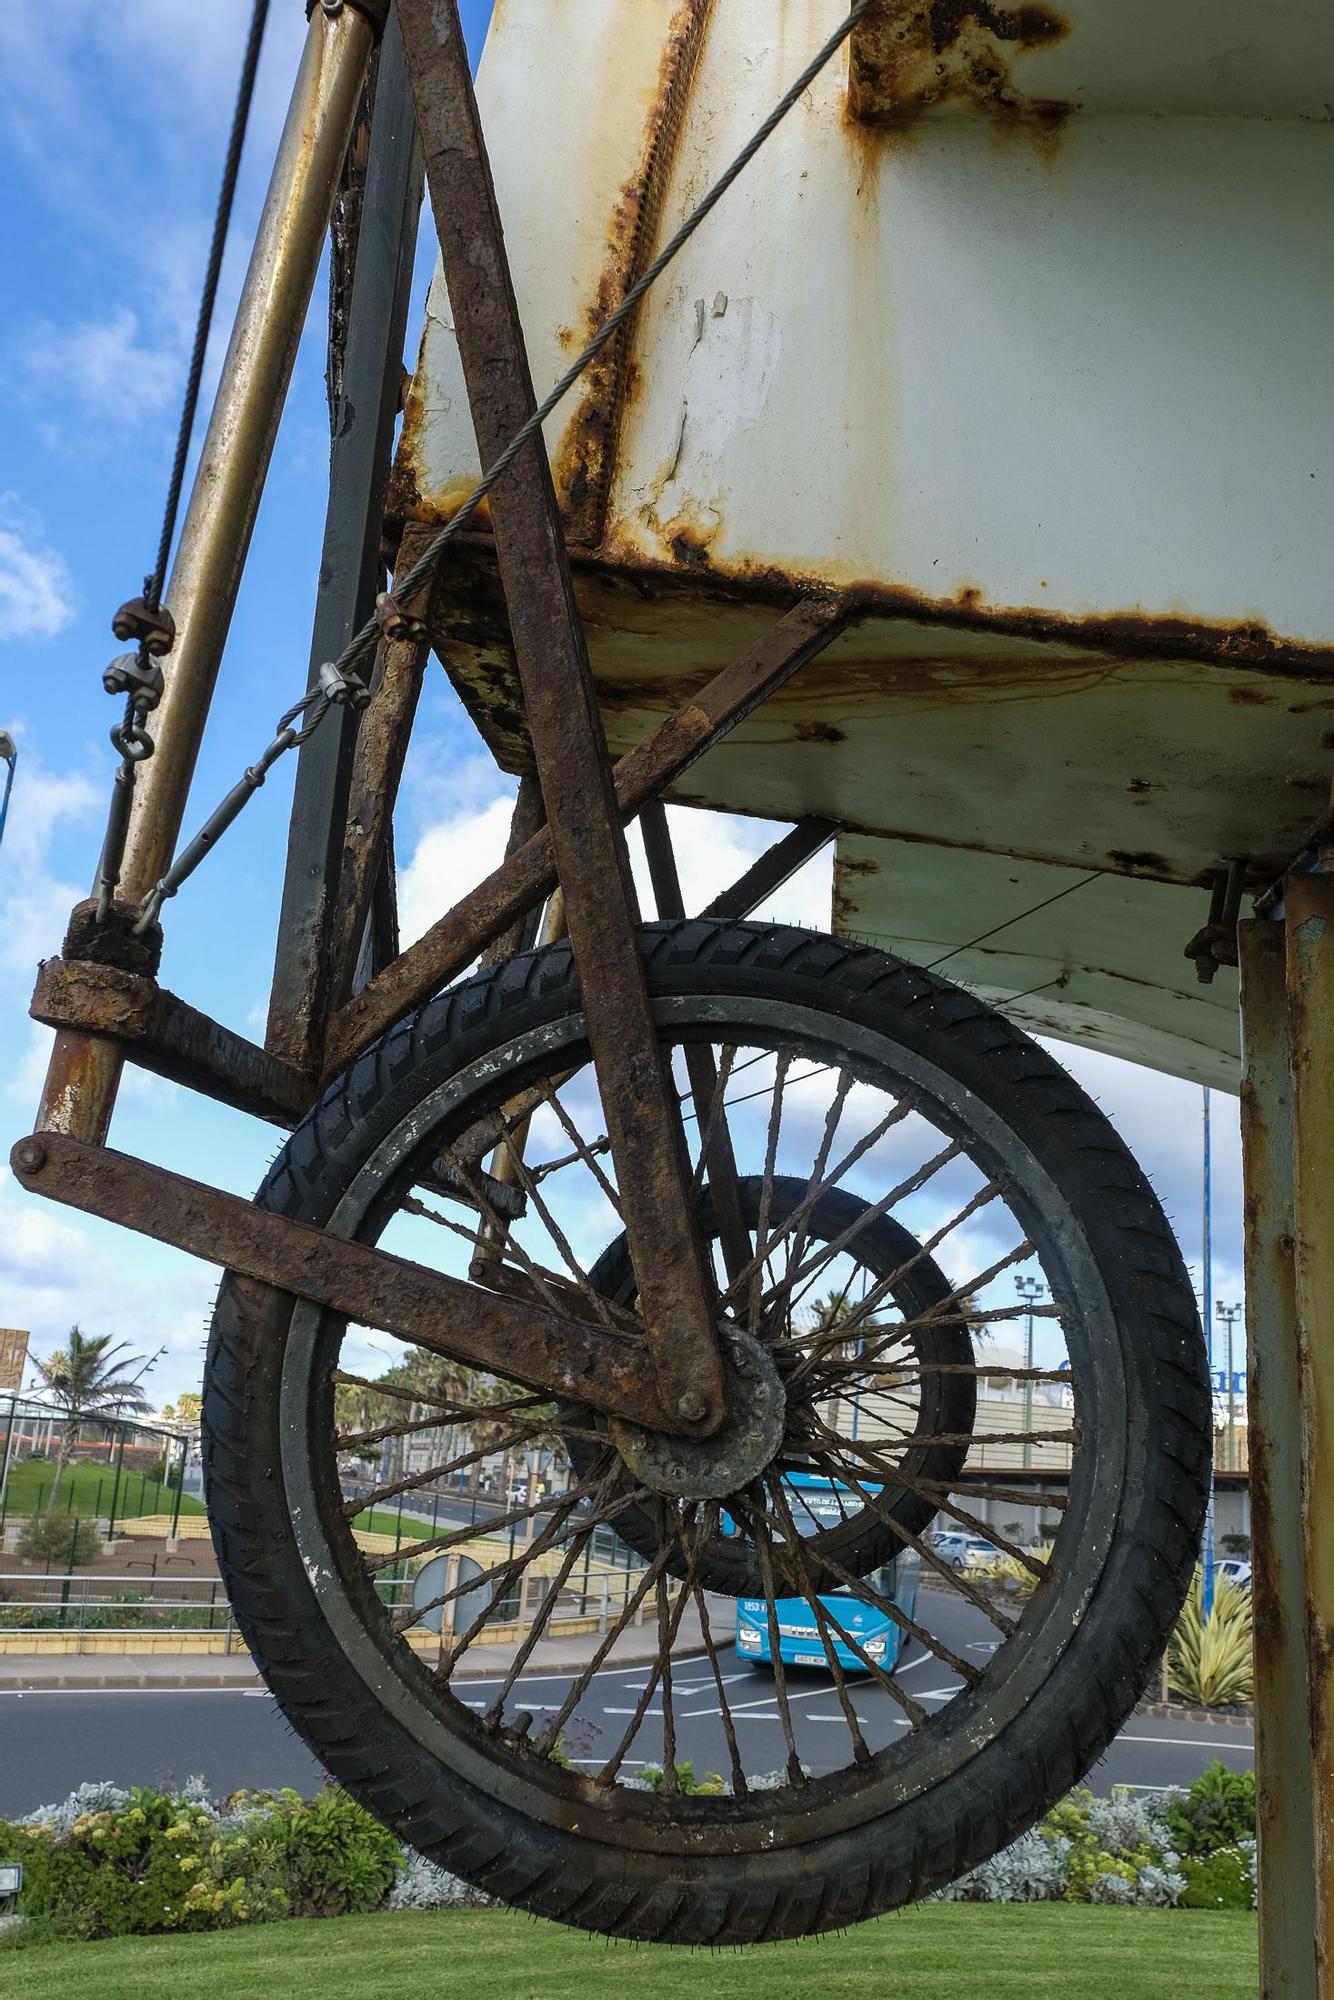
[1210,1370,1246,1395]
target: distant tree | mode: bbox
[31,1328,150,1512]
[173,1391,202,1426]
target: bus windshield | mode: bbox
[731,1473,920,1674]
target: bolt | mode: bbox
[628,1433,648,1453]
[13,1137,47,1175]
[676,1389,708,1423]
[668,1464,687,1484]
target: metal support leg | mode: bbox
[268,11,424,1069]
[1239,916,1317,1998]
[1285,871,1334,1991]
[37,2,377,1143]
[640,802,752,1287]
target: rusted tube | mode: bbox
[1283,872,1334,1993]
[36,4,375,1143]
[1238,917,1317,1997]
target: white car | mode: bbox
[1218,1557,1252,1591]
[931,1532,998,1571]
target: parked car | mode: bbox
[1218,1557,1252,1591]
[931,1531,999,1571]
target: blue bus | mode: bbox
[733,1473,920,1673]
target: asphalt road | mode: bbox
[2,1592,1253,1818]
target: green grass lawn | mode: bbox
[2,1904,1259,2000]
[2,1458,205,1523]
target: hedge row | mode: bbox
[0,1761,1256,1950]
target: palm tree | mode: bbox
[31,1327,150,1511]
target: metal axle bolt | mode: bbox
[676,1389,709,1423]
[13,1137,47,1175]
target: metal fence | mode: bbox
[0,1553,653,1654]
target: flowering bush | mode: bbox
[0,1760,1259,1946]
[2,1780,394,1944]
[938,1766,1254,1910]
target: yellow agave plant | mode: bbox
[971,1543,1054,1600]
[1167,1572,1253,1707]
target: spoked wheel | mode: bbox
[203,921,1209,1946]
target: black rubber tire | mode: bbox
[202,921,1209,1946]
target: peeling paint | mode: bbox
[848,0,1072,128]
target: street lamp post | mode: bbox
[0,732,16,850]
[1016,1273,1045,1471]
[1216,1300,1242,1472]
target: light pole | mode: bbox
[1216,1300,1242,1472]
[1201,1086,1217,1616]
[1016,1273,1045,1471]
[0,732,15,850]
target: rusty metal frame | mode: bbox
[19,0,853,1449]
[10,1131,675,1430]
[394,0,725,1432]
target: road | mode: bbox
[2,1593,1252,1816]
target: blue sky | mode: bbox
[0,0,1244,1407]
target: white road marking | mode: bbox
[1115,1733,1254,1753]
[680,1681,853,1721]
[604,1706,664,1718]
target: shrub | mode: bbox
[976,1542,1052,1600]
[1168,1575,1253,1706]
[7,1785,288,1940]
[940,1787,1185,1908]
[1220,1533,1251,1558]
[1161,1761,1255,1857]
[1179,1845,1255,1910]
[15,1514,103,1566]
[6,1781,397,1941]
[225,1787,400,1917]
[385,1853,492,1911]
[632,1762,726,1797]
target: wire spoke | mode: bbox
[535,1080,623,1217]
[765,1474,870,1762]
[596,1508,702,1786]
[806,1432,1015,1641]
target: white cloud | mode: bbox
[25,307,182,452]
[0,497,77,642]
[0,1167,214,1405]
[0,744,99,980]
[624,805,834,931]
[398,793,518,950]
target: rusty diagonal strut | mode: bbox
[21,0,867,1441]
[393,0,723,1434]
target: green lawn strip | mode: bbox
[3,1904,1259,2000]
[2,1459,205,1522]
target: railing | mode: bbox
[0,1571,243,1650]
[0,1552,653,1654]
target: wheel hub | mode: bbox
[609,1325,785,1500]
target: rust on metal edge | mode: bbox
[421,529,1334,698]
[847,0,1072,129]
[32,959,315,1129]
[10,1130,682,1431]
[587,535,1334,679]
[551,0,716,548]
